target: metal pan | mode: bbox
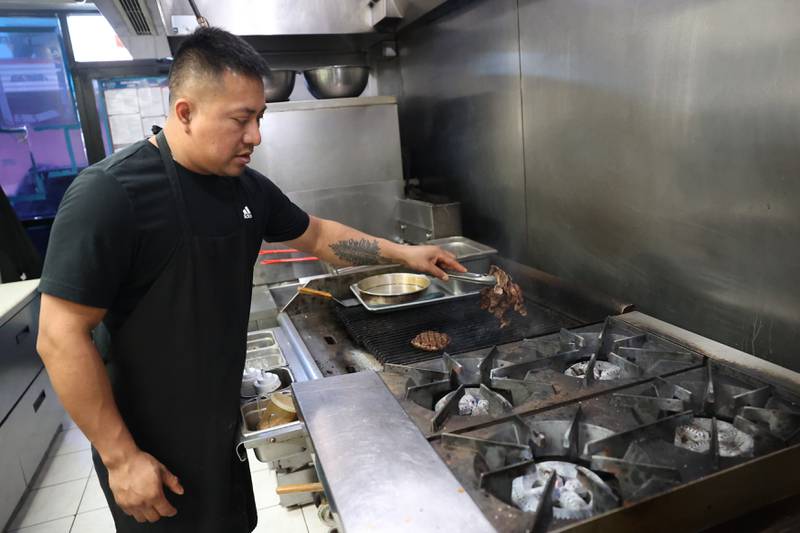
[355,273,431,306]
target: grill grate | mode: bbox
[335,295,578,365]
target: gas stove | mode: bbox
[380,316,705,436]
[278,259,800,532]
[377,314,800,531]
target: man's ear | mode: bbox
[175,98,192,131]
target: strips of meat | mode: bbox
[480,265,528,328]
[411,330,451,352]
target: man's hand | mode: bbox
[398,245,467,280]
[107,449,184,523]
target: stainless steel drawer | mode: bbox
[6,369,64,484]
[0,297,42,423]
[0,418,26,530]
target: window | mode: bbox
[66,14,132,62]
[93,76,168,155]
[0,16,88,220]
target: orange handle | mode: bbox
[259,248,301,255]
[276,482,323,495]
[298,287,334,300]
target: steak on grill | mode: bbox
[411,331,451,352]
[480,265,528,328]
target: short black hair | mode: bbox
[168,27,269,103]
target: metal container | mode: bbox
[355,272,430,305]
[397,198,462,243]
[263,70,296,102]
[245,330,287,369]
[349,275,480,313]
[427,236,498,291]
[240,400,307,463]
[303,66,370,99]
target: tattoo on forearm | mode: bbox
[329,238,392,266]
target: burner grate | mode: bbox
[334,295,577,365]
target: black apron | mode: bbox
[92,131,259,532]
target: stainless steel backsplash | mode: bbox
[396,0,800,369]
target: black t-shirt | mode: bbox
[39,140,309,330]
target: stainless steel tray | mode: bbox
[425,236,497,260]
[245,330,287,369]
[238,395,307,463]
[349,276,480,313]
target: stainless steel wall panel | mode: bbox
[398,0,527,258]
[250,97,404,241]
[286,181,404,240]
[397,0,800,369]
[253,98,403,194]
[517,0,800,370]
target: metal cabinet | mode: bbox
[0,291,64,530]
[0,297,43,423]
[9,369,64,484]
[0,418,27,529]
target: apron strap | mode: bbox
[156,130,193,240]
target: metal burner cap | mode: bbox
[674,418,755,457]
[434,388,490,416]
[511,461,612,521]
[564,361,622,381]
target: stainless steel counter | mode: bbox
[0,280,39,326]
[293,371,495,533]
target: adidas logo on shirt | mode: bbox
[242,206,253,219]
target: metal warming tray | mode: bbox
[237,328,314,464]
[245,330,287,369]
[349,276,480,313]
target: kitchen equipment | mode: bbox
[270,390,296,413]
[354,272,431,305]
[255,371,282,395]
[252,243,328,286]
[303,66,370,99]
[263,70,296,102]
[398,197,462,243]
[368,312,800,532]
[348,278,471,314]
[257,391,297,430]
[260,256,319,266]
[298,287,359,308]
[427,236,498,280]
[336,294,576,365]
[444,271,497,286]
[245,331,287,370]
[241,367,263,397]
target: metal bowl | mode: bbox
[263,70,296,102]
[303,65,370,99]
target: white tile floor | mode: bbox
[5,416,332,533]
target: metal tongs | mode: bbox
[444,271,497,286]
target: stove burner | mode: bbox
[511,461,611,521]
[392,347,546,431]
[564,360,622,381]
[674,418,755,457]
[435,387,491,416]
[492,318,699,387]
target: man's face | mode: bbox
[184,70,266,176]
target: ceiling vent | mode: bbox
[112,0,156,36]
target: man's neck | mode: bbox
[149,122,211,175]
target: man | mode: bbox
[36,27,464,532]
